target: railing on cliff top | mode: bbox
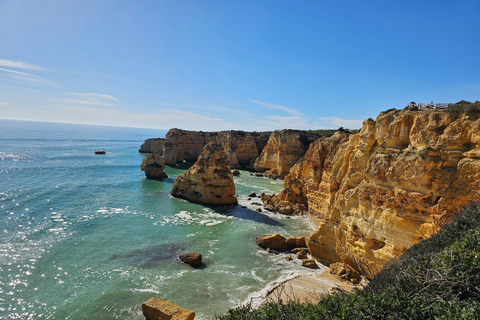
[407,102,452,109]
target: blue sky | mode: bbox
[0,0,479,131]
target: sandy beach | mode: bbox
[263,267,358,304]
[249,214,364,307]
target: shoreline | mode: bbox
[244,214,358,309]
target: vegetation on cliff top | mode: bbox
[216,203,480,319]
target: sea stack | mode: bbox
[171,142,238,205]
[140,153,168,179]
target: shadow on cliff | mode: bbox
[211,204,285,227]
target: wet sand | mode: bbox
[263,267,358,304]
[263,214,362,304]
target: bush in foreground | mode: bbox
[216,203,480,320]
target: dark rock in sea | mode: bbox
[248,192,257,197]
[179,253,202,268]
[232,169,240,176]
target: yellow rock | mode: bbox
[142,297,195,320]
[171,143,237,205]
[278,109,480,278]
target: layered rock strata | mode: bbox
[171,143,237,205]
[162,129,269,168]
[278,109,480,277]
[254,130,319,179]
[142,297,195,320]
[140,153,168,179]
[139,138,166,154]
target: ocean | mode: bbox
[0,119,321,319]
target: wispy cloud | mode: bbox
[0,101,11,107]
[48,104,229,130]
[251,100,304,117]
[317,116,363,128]
[0,59,57,87]
[61,92,118,106]
[0,59,47,71]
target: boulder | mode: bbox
[140,153,168,179]
[285,237,306,249]
[295,249,308,260]
[142,297,195,320]
[232,169,240,176]
[256,234,286,251]
[179,253,202,268]
[248,192,257,197]
[301,259,318,269]
[329,262,361,283]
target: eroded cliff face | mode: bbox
[254,130,319,179]
[140,153,168,179]
[162,129,268,169]
[280,109,480,277]
[139,138,166,153]
[171,142,237,205]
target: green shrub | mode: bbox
[216,202,480,320]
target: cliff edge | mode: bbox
[280,107,480,277]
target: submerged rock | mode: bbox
[140,153,168,179]
[179,253,202,268]
[142,297,195,320]
[171,143,237,205]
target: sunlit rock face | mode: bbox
[161,128,268,169]
[140,153,168,179]
[171,142,238,205]
[139,138,166,153]
[279,109,480,277]
[253,130,319,179]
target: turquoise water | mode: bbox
[0,119,317,319]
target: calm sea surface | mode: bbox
[0,119,320,319]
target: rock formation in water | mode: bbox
[142,297,195,320]
[162,129,269,169]
[140,153,168,179]
[253,130,319,179]
[171,143,238,205]
[139,138,166,154]
[276,107,480,277]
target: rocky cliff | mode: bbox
[254,130,319,179]
[171,142,237,205]
[139,138,166,153]
[140,153,168,179]
[161,129,269,169]
[277,108,480,277]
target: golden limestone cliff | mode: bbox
[161,129,268,169]
[279,108,480,277]
[139,138,166,154]
[254,130,319,179]
[171,142,237,205]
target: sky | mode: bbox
[0,0,479,131]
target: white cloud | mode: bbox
[251,100,304,117]
[61,92,118,106]
[0,59,47,71]
[317,116,363,128]
[0,65,57,87]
